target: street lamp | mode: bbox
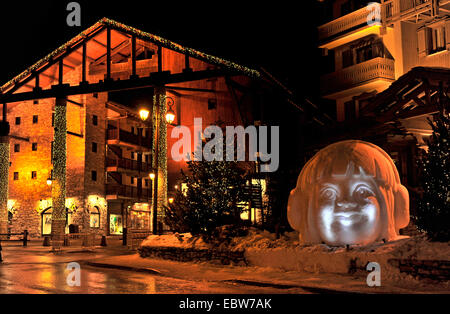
[168,197,174,204]
[165,97,176,125]
[46,177,52,186]
[139,109,150,121]
[149,172,155,180]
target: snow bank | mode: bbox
[141,233,209,250]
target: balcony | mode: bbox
[383,0,450,25]
[106,184,152,201]
[320,57,395,99]
[318,6,384,49]
[106,157,152,175]
[107,125,152,150]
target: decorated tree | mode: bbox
[164,153,248,238]
[415,106,450,242]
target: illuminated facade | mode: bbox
[1,19,272,238]
[317,0,450,231]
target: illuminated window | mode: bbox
[13,172,19,180]
[33,115,38,124]
[90,206,100,228]
[15,117,20,125]
[31,171,37,180]
[14,144,20,153]
[32,143,38,151]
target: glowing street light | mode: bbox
[139,109,150,121]
[168,197,174,204]
[149,172,155,180]
[46,178,52,186]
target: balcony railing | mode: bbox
[106,184,152,201]
[107,126,152,148]
[318,6,371,43]
[106,157,152,173]
[320,57,395,96]
[383,0,434,23]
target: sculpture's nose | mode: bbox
[336,199,358,212]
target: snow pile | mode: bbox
[140,233,209,250]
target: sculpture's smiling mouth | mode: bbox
[333,212,364,226]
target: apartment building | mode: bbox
[317,0,450,221]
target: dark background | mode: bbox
[0,0,322,100]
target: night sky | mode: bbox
[0,0,321,100]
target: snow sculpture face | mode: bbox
[287,140,410,246]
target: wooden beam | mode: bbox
[82,42,87,83]
[0,69,237,103]
[58,59,64,85]
[2,24,105,95]
[131,35,137,78]
[157,46,162,73]
[106,27,111,81]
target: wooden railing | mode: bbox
[320,57,395,95]
[318,6,371,42]
[106,157,151,172]
[106,184,152,200]
[107,126,152,148]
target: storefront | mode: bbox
[41,207,73,236]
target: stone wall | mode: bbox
[138,246,247,266]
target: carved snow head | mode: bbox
[287,140,409,246]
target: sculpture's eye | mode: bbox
[354,185,374,202]
[320,187,337,201]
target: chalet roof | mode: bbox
[0,17,261,94]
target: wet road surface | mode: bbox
[0,245,312,294]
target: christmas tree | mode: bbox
[415,105,450,242]
[164,150,248,237]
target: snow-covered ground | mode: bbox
[140,228,450,291]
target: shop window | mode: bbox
[41,206,73,236]
[90,206,100,228]
[109,214,123,235]
[131,210,150,230]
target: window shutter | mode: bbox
[417,28,427,57]
[445,23,450,50]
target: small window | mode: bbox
[93,93,98,98]
[131,152,135,159]
[14,144,20,153]
[208,98,217,110]
[131,177,135,184]
[15,117,21,125]
[92,115,98,126]
[33,115,38,124]
[32,143,38,151]
[13,172,19,180]
[33,100,39,105]
[92,142,97,153]
[145,179,149,187]
[91,170,97,181]
[31,171,37,179]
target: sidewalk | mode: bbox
[84,253,450,294]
